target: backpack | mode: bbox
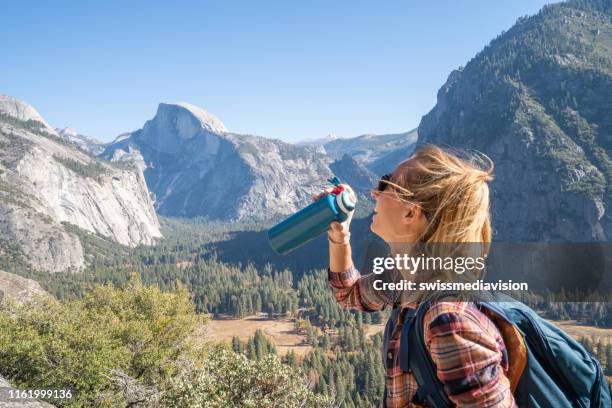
[398,293,611,407]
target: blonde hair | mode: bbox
[385,144,494,244]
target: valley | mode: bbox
[0,0,610,406]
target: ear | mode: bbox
[403,203,428,228]
[402,203,419,223]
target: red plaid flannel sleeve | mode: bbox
[424,302,517,408]
[328,264,397,311]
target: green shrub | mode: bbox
[0,275,201,407]
[161,346,332,408]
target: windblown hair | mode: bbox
[386,144,494,244]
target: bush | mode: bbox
[0,275,202,407]
[0,275,329,407]
[161,347,332,408]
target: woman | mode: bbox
[322,145,515,407]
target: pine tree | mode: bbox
[286,350,298,368]
[247,338,257,360]
[232,336,243,354]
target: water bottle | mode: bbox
[267,177,357,255]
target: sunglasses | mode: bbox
[377,174,392,192]
[376,174,431,220]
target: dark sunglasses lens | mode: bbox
[377,174,391,191]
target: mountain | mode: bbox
[322,129,418,175]
[102,102,355,220]
[0,95,162,273]
[417,0,611,240]
[56,127,106,155]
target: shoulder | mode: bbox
[422,301,501,346]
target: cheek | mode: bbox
[376,198,403,227]
[386,211,403,232]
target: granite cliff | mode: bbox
[0,96,161,273]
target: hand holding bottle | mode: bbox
[312,185,354,244]
[267,177,356,255]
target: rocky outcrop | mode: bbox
[417,0,611,241]
[0,270,49,306]
[103,102,340,220]
[0,96,162,273]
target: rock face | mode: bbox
[103,102,341,220]
[56,127,106,155]
[0,96,162,273]
[417,0,611,241]
[0,270,49,306]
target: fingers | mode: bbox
[330,221,343,232]
[311,187,334,201]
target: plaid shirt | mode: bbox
[328,265,516,408]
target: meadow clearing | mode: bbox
[206,315,612,357]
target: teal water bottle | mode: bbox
[268,177,357,255]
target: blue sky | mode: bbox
[2,0,556,142]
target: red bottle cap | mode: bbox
[331,186,345,195]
